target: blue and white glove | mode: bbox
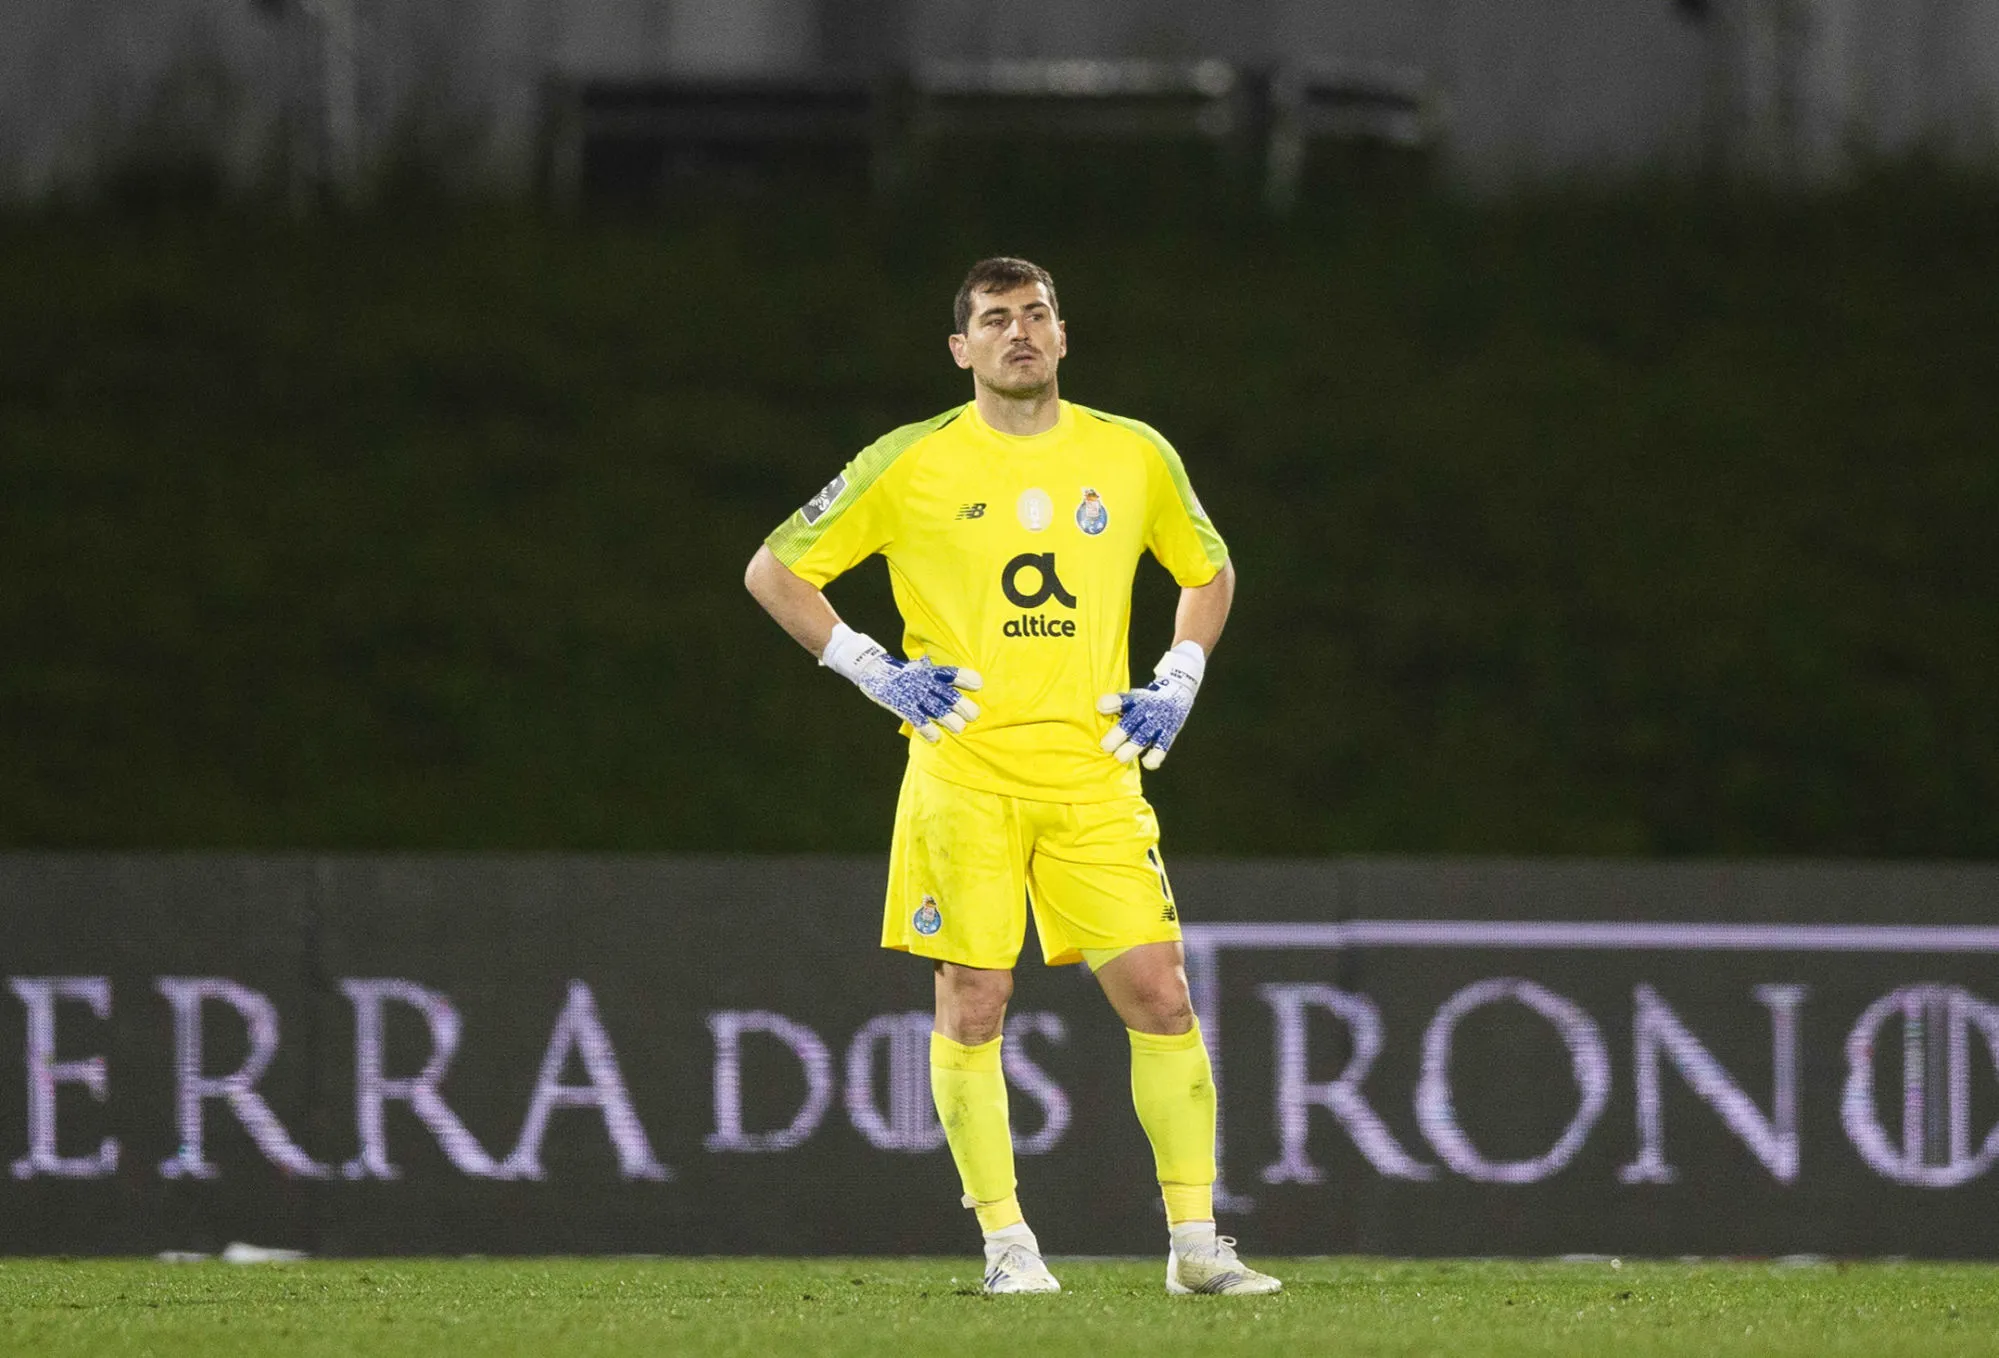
[822,622,983,744]
[1097,640,1205,770]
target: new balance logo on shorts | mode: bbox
[956,502,987,519]
[1148,848,1175,922]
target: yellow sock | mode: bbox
[931,1032,1021,1233]
[1160,1181,1213,1225]
[972,1195,1024,1234]
[1128,1021,1218,1227]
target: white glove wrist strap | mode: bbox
[1156,640,1207,691]
[820,622,885,683]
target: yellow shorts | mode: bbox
[882,762,1182,969]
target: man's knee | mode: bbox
[1099,946,1195,1035]
[1126,981,1194,1034]
[934,962,1013,1044]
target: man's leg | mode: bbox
[934,961,1058,1293]
[883,765,1048,1289]
[1096,942,1281,1295]
[933,961,1018,1229]
[1093,943,1215,1222]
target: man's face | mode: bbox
[948,282,1066,398]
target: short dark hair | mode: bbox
[953,257,1059,333]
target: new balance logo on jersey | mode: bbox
[956,503,987,520]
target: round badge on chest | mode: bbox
[1075,487,1108,535]
[1017,488,1054,532]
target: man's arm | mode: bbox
[1172,560,1235,656]
[1098,559,1236,770]
[745,544,841,657]
[745,544,982,742]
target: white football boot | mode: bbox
[1166,1229,1283,1296]
[982,1223,1062,1295]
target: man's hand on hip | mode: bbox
[1097,641,1205,770]
[822,622,983,744]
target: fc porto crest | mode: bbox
[913,894,943,936]
[1075,487,1108,535]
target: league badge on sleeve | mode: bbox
[1075,487,1108,535]
[913,895,944,936]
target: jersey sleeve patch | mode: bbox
[800,473,846,524]
[765,405,964,570]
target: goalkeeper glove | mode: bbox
[822,622,982,743]
[1097,640,1205,770]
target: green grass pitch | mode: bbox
[3,1257,1996,1356]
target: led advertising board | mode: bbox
[2,856,1995,1256]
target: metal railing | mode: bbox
[1265,61,1438,212]
[540,59,1440,211]
[540,74,894,206]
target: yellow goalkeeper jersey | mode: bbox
[766,399,1228,802]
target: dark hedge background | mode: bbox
[5,168,1997,853]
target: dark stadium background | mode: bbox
[6,175,1996,856]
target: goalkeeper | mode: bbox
[745,257,1277,1296]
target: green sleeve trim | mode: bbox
[765,405,964,567]
[1080,406,1230,573]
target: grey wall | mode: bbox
[2,0,285,198]
[555,0,819,75]
[3,0,1995,200]
[0,0,561,198]
[901,0,1265,61]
